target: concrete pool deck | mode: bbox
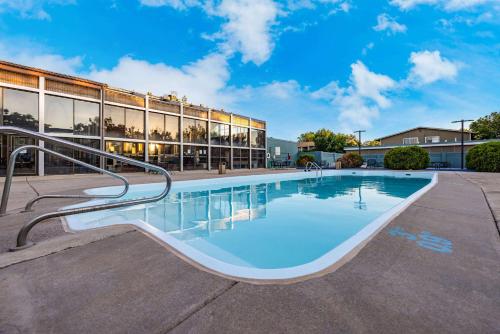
[0,170,499,333]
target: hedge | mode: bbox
[384,146,429,170]
[466,142,500,172]
[338,152,364,168]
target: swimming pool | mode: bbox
[65,170,436,280]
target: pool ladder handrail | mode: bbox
[0,126,173,250]
[304,161,323,178]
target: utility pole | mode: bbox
[353,130,366,156]
[451,119,473,170]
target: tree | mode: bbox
[297,131,315,142]
[363,140,381,146]
[470,112,500,139]
[313,129,334,152]
[312,129,358,153]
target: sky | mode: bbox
[0,0,499,140]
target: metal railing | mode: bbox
[304,161,323,177]
[0,126,172,250]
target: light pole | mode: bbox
[354,130,366,156]
[451,119,473,170]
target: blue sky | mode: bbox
[0,0,499,140]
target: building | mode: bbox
[345,126,499,168]
[0,60,266,176]
[297,141,315,152]
[267,137,298,167]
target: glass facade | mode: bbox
[148,143,180,171]
[210,122,230,146]
[0,64,266,176]
[211,147,231,169]
[233,148,249,169]
[105,140,145,172]
[232,126,249,147]
[104,104,144,139]
[183,118,207,144]
[1,88,39,131]
[45,95,99,136]
[45,138,100,175]
[183,145,208,170]
[149,112,179,142]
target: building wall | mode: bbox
[267,137,298,167]
[0,61,267,176]
[380,128,471,146]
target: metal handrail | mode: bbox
[304,161,323,177]
[0,126,172,250]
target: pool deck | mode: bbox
[0,170,499,333]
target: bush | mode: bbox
[296,154,315,167]
[338,152,364,168]
[466,142,500,172]
[384,146,429,170]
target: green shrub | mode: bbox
[297,154,315,167]
[466,142,500,172]
[338,152,364,168]
[384,146,430,170]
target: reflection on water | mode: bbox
[69,175,430,268]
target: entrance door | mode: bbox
[0,135,37,176]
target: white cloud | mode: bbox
[88,53,231,107]
[408,50,459,85]
[312,61,396,130]
[373,13,407,34]
[390,0,491,11]
[0,0,75,20]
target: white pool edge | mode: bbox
[64,170,438,281]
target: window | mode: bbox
[211,147,231,169]
[251,150,266,168]
[104,105,144,139]
[183,118,207,144]
[183,145,208,170]
[210,122,230,146]
[250,129,265,148]
[44,138,100,175]
[45,95,100,136]
[233,148,249,169]
[149,112,179,142]
[425,136,440,143]
[1,88,39,131]
[232,126,249,147]
[148,143,180,171]
[403,137,419,145]
[105,141,145,172]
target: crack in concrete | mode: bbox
[164,281,239,334]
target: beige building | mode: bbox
[345,126,498,169]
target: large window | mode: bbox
[183,145,208,170]
[148,143,180,171]
[403,137,419,145]
[251,149,266,168]
[183,118,207,144]
[104,105,144,139]
[211,147,231,169]
[1,88,39,131]
[251,129,265,148]
[105,141,145,172]
[45,95,99,136]
[233,148,249,169]
[149,112,179,142]
[210,122,230,146]
[232,126,249,147]
[45,138,100,175]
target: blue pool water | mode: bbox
[66,172,433,278]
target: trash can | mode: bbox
[218,162,226,174]
[335,161,342,169]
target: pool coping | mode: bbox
[62,170,438,283]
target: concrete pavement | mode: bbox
[0,171,499,333]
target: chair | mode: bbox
[367,159,377,168]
